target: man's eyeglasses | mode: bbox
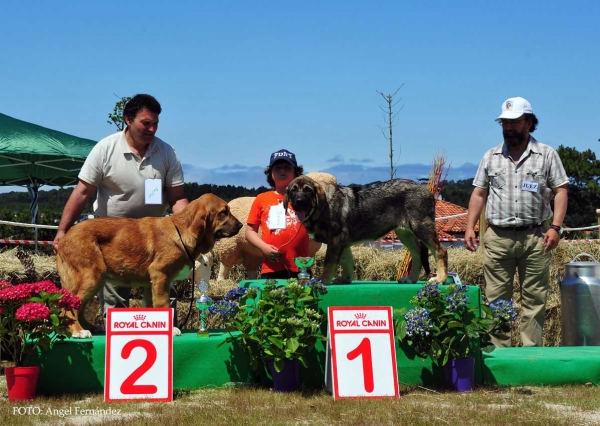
[273,165,294,172]
[498,118,527,126]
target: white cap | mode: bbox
[496,97,533,121]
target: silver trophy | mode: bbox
[295,257,314,285]
[195,279,213,337]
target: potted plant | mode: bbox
[211,279,328,391]
[0,280,81,401]
[395,282,517,391]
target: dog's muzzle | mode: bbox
[290,194,313,223]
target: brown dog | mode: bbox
[56,193,242,338]
[284,176,448,284]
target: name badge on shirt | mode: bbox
[267,203,287,230]
[145,179,163,204]
[521,181,539,193]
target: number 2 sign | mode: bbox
[105,308,173,402]
[327,306,399,399]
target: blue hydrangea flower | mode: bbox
[224,287,247,301]
[308,279,328,296]
[208,300,238,318]
[404,307,434,338]
[490,299,518,322]
[445,284,469,313]
[417,283,441,303]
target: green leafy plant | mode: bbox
[212,279,328,373]
[0,280,81,367]
[395,283,517,366]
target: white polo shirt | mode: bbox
[79,131,185,218]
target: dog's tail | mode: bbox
[420,242,431,276]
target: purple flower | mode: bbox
[445,284,469,313]
[404,307,434,338]
[417,283,441,303]
[490,299,518,322]
[209,300,239,318]
[224,287,247,301]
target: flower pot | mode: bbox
[267,359,300,392]
[5,366,41,401]
[443,358,475,392]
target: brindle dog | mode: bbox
[284,176,448,284]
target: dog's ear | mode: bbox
[190,197,213,249]
[283,191,289,214]
[283,180,295,214]
[314,180,326,210]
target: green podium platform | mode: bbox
[24,281,600,394]
[483,347,600,386]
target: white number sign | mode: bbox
[326,306,399,399]
[105,308,173,402]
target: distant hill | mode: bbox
[0,183,270,214]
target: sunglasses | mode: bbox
[498,118,527,126]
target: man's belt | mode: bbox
[490,223,542,232]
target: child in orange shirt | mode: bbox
[246,149,309,279]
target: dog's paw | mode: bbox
[173,327,182,337]
[71,330,93,339]
[397,277,414,284]
[332,276,352,284]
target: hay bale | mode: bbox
[7,241,598,346]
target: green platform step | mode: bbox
[24,281,600,394]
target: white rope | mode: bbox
[0,220,58,230]
[435,212,468,221]
[0,214,596,232]
[563,224,600,232]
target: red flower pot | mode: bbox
[5,366,40,401]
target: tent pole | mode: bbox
[27,184,39,255]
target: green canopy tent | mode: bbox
[0,112,97,247]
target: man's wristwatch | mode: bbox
[549,224,563,235]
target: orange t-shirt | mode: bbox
[247,191,309,274]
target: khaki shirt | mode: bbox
[473,137,568,227]
[79,131,185,218]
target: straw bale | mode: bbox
[4,241,598,345]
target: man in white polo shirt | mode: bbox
[53,94,189,330]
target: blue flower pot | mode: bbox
[443,357,475,392]
[267,359,300,392]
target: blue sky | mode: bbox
[1,1,599,191]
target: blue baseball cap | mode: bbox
[269,149,297,167]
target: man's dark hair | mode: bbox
[123,94,162,123]
[525,113,539,133]
[264,164,304,187]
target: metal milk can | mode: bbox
[559,253,600,346]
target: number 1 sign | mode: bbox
[327,306,399,399]
[105,308,173,402]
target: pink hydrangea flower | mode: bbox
[56,289,82,310]
[33,280,62,294]
[15,302,51,321]
[0,284,35,303]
